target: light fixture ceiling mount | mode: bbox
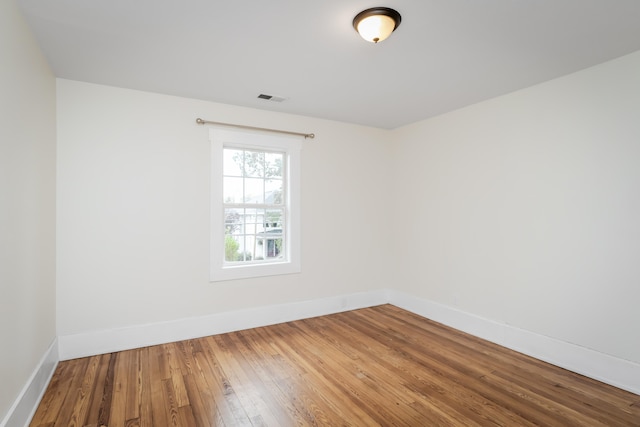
[353,7,401,43]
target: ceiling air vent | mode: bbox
[257,94,287,102]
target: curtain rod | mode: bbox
[196,118,315,139]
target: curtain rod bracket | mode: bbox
[196,118,314,139]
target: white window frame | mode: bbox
[210,127,301,281]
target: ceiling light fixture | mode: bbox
[353,7,401,43]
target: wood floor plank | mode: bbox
[137,347,155,427]
[49,357,91,427]
[189,351,229,426]
[183,372,218,427]
[125,349,141,423]
[216,332,288,426]
[30,305,640,426]
[67,354,101,427]
[199,338,253,426]
[166,343,190,408]
[242,326,346,426]
[244,324,366,425]
[150,345,171,426]
[161,378,181,426]
[81,353,111,426]
[30,359,72,426]
[193,350,231,426]
[178,404,198,427]
[208,333,269,425]
[255,324,367,426]
[109,350,131,426]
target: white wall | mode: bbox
[392,50,640,364]
[56,79,392,337]
[0,0,57,423]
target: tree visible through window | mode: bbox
[223,147,286,264]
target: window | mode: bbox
[222,148,285,263]
[210,128,301,281]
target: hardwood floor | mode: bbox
[31,305,639,426]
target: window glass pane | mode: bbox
[223,149,244,177]
[224,208,243,235]
[243,208,262,235]
[223,177,243,203]
[266,238,283,258]
[262,209,284,260]
[243,235,256,262]
[265,179,283,205]
[265,209,283,229]
[265,152,283,178]
[225,234,243,262]
[244,151,265,177]
[244,178,264,204]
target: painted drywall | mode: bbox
[56,79,393,336]
[392,50,640,364]
[0,0,57,422]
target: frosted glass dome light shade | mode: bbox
[353,7,401,43]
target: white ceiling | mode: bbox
[17,0,640,129]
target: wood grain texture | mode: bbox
[30,305,640,426]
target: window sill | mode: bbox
[210,260,301,282]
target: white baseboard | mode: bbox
[58,289,390,360]
[0,338,59,427]
[57,289,639,396]
[387,290,640,396]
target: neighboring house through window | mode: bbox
[210,128,301,281]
